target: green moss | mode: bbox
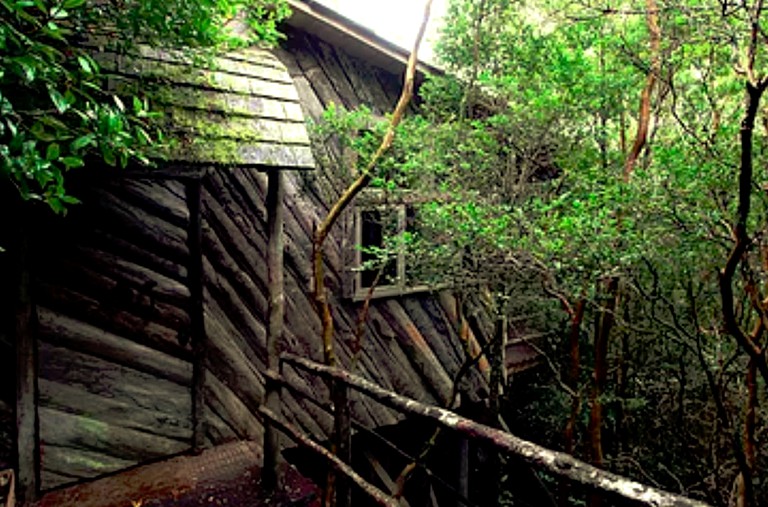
[116,50,311,166]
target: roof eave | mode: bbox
[285,0,443,77]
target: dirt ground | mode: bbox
[33,441,319,507]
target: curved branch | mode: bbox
[719,79,768,388]
[311,0,434,366]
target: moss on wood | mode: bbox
[91,44,314,168]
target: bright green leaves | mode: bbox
[1,0,288,213]
[0,0,161,211]
[47,86,71,113]
[106,0,290,50]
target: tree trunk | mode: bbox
[720,79,768,387]
[733,359,758,507]
[588,278,619,507]
[560,298,585,507]
[624,0,661,178]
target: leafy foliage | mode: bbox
[316,0,768,504]
[0,0,289,212]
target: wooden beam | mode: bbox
[187,177,207,452]
[14,218,38,504]
[262,170,285,489]
[363,452,410,507]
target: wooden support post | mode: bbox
[263,170,285,490]
[187,178,207,452]
[14,217,38,505]
[457,437,469,507]
[334,381,352,507]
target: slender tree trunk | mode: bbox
[624,0,660,178]
[489,312,506,424]
[745,358,758,498]
[564,299,586,455]
[560,298,585,507]
[614,299,631,463]
[588,279,619,507]
[312,1,434,371]
[310,5,434,504]
[734,359,758,507]
[720,78,768,387]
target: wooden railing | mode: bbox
[263,353,712,507]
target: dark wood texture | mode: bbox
[187,179,207,452]
[33,178,194,490]
[0,20,530,495]
[198,29,496,447]
[262,170,285,489]
[15,218,39,504]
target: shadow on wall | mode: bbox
[0,187,18,473]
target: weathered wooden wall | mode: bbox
[32,177,195,490]
[271,26,491,421]
[18,43,316,492]
[180,25,493,451]
[1,19,516,495]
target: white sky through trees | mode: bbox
[316,0,448,63]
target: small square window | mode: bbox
[348,191,437,300]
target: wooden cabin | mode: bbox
[0,1,538,503]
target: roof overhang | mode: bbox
[285,0,443,77]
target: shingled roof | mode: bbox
[91,44,316,169]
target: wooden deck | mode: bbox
[33,441,319,507]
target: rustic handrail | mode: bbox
[280,352,712,507]
[268,371,479,506]
[259,405,398,507]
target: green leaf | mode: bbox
[101,144,116,166]
[61,156,84,168]
[77,55,93,75]
[45,143,60,161]
[48,86,70,114]
[63,0,86,8]
[71,134,95,151]
[113,95,125,112]
[14,56,37,82]
[60,194,80,204]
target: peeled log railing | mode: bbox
[263,352,711,507]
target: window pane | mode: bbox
[360,209,398,288]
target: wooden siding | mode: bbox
[273,27,489,418]
[33,178,194,490]
[197,27,492,449]
[0,21,517,493]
